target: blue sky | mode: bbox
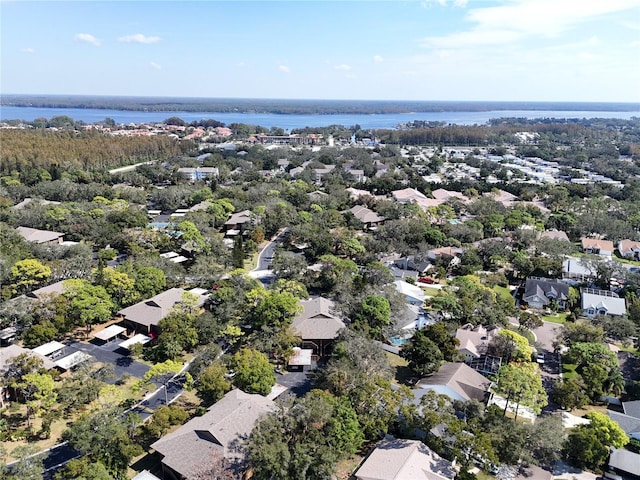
[2,0,639,102]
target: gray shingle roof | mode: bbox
[151,389,273,478]
[355,436,455,480]
[417,362,492,402]
[291,297,345,340]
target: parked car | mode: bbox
[418,277,435,284]
[536,353,545,364]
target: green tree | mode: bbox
[246,390,363,480]
[62,408,143,477]
[100,267,139,307]
[54,458,112,480]
[229,349,275,396]
[487,329,533,363]
[250,290,301,330]
[352,295,391,341]
[565,411,629,469]
[551,378,588,411]
[495,362,548,417]
[10,259,51,294]
[400,329,444,377]
[422,322,460,361]
[144,404,189,439]
[197,362,231,404]
[7,445,45,480]
[64,279,114,334]
[14,372,57,428]
[144,359,182,405]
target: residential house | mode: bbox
[346,187,375,201]
[26,280,68,301]
[16,226,63,244]
[151,389,274,480]
[415,362,493,403]
[291,297,346,358]
[394,280,426,306]
[344,167,366,182]
[431,188,469,203]
[618,239,640,260]
[393,257,431,274]
[581,237,614,257]
[522,277,569,310]
[427,246,464,266]
[608,400,640,440]
[118,288,208,335]
[347,205,385,230]
[392,188,428,204]
[455,324,496,363]
[223,210,252,235]
[581,288,627,318]
[562,256,597,284]
[539,230,570,242]
[1,345,56,407]
[354,435,455,480]
[12,198,61,210]
[483,189,518,208]
[608,448,640,479]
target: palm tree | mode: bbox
[605,369,625,397]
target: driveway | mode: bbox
[68,340,150,380]
[553,460,600,480]
[533,320,563,352]
[275,370,313,397]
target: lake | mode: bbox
[1,105,638,130]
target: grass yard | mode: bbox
[420,286,441,297]
[493,285,514,303]
[562,362,578,380]
[542,312,569,324]
[385,351,415,386]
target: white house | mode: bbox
[581,288,626,318]
[394,280,425,306]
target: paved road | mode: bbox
[254,228,288,272]
[275,370,312,397]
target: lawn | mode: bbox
[385,351,415,386]
[420,286,441,297]
[542,312,569,325]
[493,285,514,303]
[562,363,578,380]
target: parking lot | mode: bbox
[68,339,150,380]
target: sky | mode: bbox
[1,0,639,103]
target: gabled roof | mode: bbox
[392,188,428,203]
[431,188,469,202]
[608,411,640,436]
[455,324,492,358]
[581,237,614,252]
[291,297,345,340]
[523,277,569,304]
[26,280,69,300]
[417,362,492,402]
[624,399,640,419]
[16,226,63,243]
[619,239,640,255]
[355,436,455,480]
[540,230,570,242]
[581,288,626,316]
[0,344,56,371]
[349,205,385,224]
[118,288,207,328]
[151,389,273,477]
[394,280,425,303]
[609,448,640,476]
[224,210,252,226]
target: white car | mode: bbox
[536,353,545,364]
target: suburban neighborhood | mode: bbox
[1,113,640,480]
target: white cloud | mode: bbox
[373,55,384,63]
[149,61,161,70]
[278,64,291,73]
[421,0,467,7]
[236,61,246,68]
[75,33,101,47]
[118,33,160,44]
[334,64,351,71]
[421,0,638,49]
[21,47,35,54]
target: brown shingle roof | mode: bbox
[151,390,273,477]
[118,288,206,328]
[291,297,345,340]
[16,226,63,244]
[417,362,492,402]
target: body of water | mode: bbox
[1,105,638,130]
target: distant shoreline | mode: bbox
[1,94,638,115]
